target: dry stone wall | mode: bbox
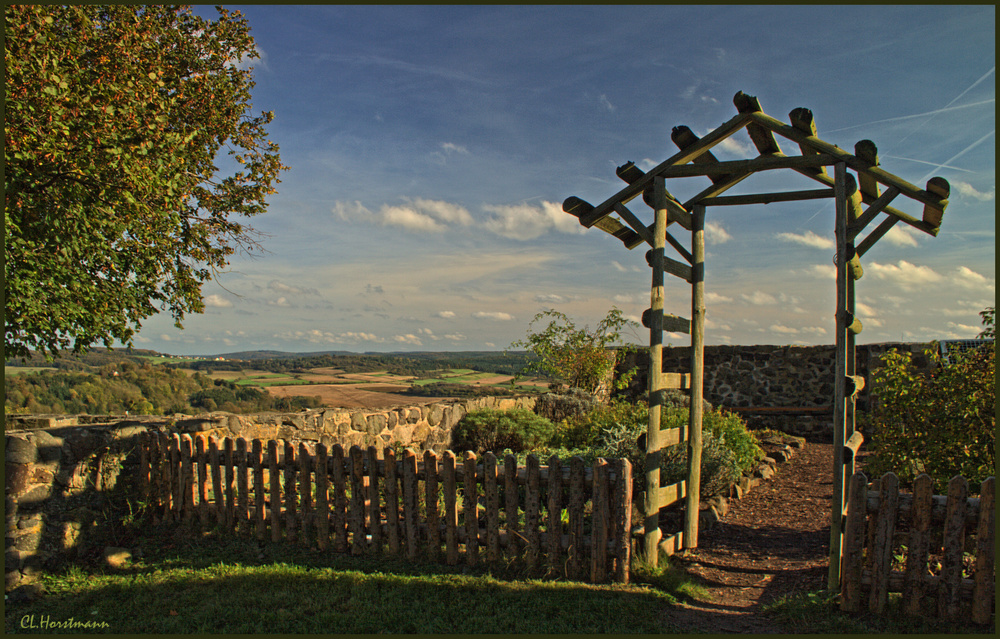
[4,395,537,592]
[620,342,935,435]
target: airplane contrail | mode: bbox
[918,129,995,184]
[822,99,995,134]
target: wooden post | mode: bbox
[349,446,365,555]
[546,454,563,576]
[424,450,440,561]
[463,451,479,566]
[315,443,329,550]
[284,442,297,544]
[236,438,249,535]
[829,161,850,592]
[298,443,313,547]
[684,204,705,549]
[938,475,968,620]
[331,445,348,553]
[180,434,194,522]
[252,439,265,540]
[223,437,235,530]
[366,446,381,553]
[972,476,995,625]
[869,472,899,614]
[402,449,418,560]
[568,456,586,580]
[613,458,633,583]
[902,474,933,615]
[196,436,209,529]
[840,472,868,612]
[591,458,609,583]
[484,452,500,564]
[210,437,223,527]
[504,454,520,560]
[385,448,400,555]
[525,454,541,571]
[268,440,281,542]
[443,451,459,565]
[645,176,668,565]
[139,432,151,505]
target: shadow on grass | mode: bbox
[6,530,696,635]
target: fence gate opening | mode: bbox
[562,91,951,587]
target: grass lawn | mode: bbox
[4,531,688,634]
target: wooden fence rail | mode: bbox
[841,471,995,626]
[138,433,633,583]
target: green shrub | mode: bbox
[863,339,995,493]
[452,408,556,455]
[550,398,648,449]
[657,407,763,497]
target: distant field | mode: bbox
[4,366,57,376]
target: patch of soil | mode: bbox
[659,436,838,633]
[266,383,454,409]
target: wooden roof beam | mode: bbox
[670,126,731,185]
[701,187,835,207]
[563,196,645,249]
[571,111,754,227]
[743,110,948,214]
[733,91,783,155]
[788,107,828,178]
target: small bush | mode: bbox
[863,339,995,492]
[452,408,556,455]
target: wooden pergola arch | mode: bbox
[563,91,950,590]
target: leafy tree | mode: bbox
[979,306,994,339]
[5,5,287,359]
[510,308,640,395]
[864,309,995,492]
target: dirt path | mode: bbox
[659,437,835,633]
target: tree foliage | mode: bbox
[864,313,995,492]
[5,5,286,359]
[510,308,640,395]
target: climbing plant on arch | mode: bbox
[563,91,950,590]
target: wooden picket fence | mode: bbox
[137,432,633,583]
[841,471,995,625]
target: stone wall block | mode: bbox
[5,463,33,497]
[350,412,367,433]
[5,437,37,465]
[386,411,398,429]
[427,404,444,427]
[366,414,387,435]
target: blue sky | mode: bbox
[135,5,995,356]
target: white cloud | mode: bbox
[705,221,731,244]
[882,224,920,247]
[444,333,467,341]
[274,330,382,344]
[484,200,585,240]
[535,294,568,304]
[800,326,828,336]
[705,291,733,304]
[204,294,233,308]
[269,280,319,296]
[868,260,943,290]
[741,291,777,306]
[435,310,456,319]
[393,334,423,345]
[777,231,834,250]
[441,142,469,155]
[473,311,514,321]
[268,296,293,307]
[333,198,472,232]
[613,293,638,304]
[808,263,836,279]
[770,324,799,334]
[954,266,995,292]
[952,180,995,201]
[599,94,616,112]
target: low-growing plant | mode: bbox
[452,408,556,455]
